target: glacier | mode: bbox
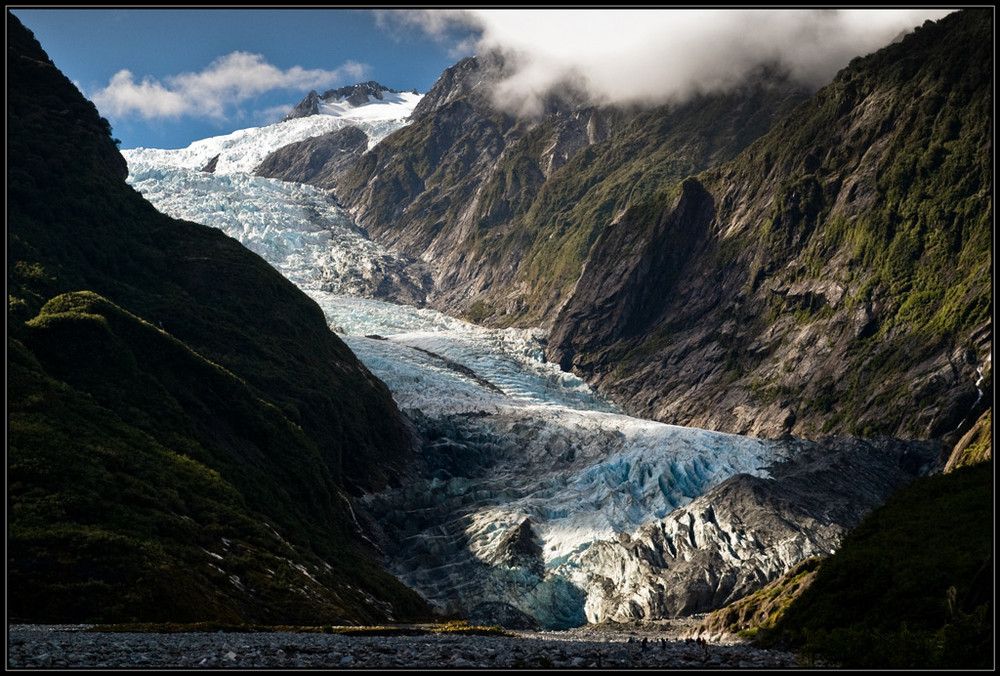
[126,90,422,174]
[121,96,928,629]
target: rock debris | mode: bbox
[8,623,817,669]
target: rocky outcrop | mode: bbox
[321,80,398,106]
[283,82,404,122]
[945,408,992,472]
[254,126,369,190]
[282,89,320,121]
[200,154,220,173]
[409,54,509,121]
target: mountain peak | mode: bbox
[282,89,320,121]
[281,81,421,123]
[320,80,401,106]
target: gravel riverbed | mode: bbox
[8,621,820,669]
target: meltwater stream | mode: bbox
[124,127,800,628]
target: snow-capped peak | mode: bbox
[318,90,421,120]
[124,85,422,176]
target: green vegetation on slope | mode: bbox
[500,75,806,326]
[692,557,823,643]
[339,58,807,327]
[752,10,992,339]
[7,12,431,625]
[757,461,992,668]
[558,9,991,440]
[728,10,991,438]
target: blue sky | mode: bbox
[10,8,956,151]
[10,8,478,149]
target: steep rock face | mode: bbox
[547,9,992,442]
[409,55,509,121]
[321,80,397,106]
[254,125,369,190]
[338,54,808,325]
[7,12,428,625]
[282,89,320,121]
[548,177,717,364]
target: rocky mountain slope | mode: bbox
[329,54,810,325]
[320,10,990,446]
[547,9,992,443]
[7,12,430,625]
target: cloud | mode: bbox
[391,8,956,115]
[373,8,482,59]
[92,51,369,120]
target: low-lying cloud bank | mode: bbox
[380,8,957,115]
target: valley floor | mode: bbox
[8,622,821,669]
[7,625,820,670]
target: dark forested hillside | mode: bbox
[766,461,992,668]
[8,12,430,625]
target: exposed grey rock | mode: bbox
[254,126,369,190]
[577,437,942,623]
[200,154,219,173]
[282,89,320,121]
[320,81,397,106]
[410,54,509,121]
[280,82,403,123]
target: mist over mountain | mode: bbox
[379,9,956,117]
[334,9,991,445]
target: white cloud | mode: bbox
[391,8,956,115]
[92,51,369,120]
[373,8,481,58]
